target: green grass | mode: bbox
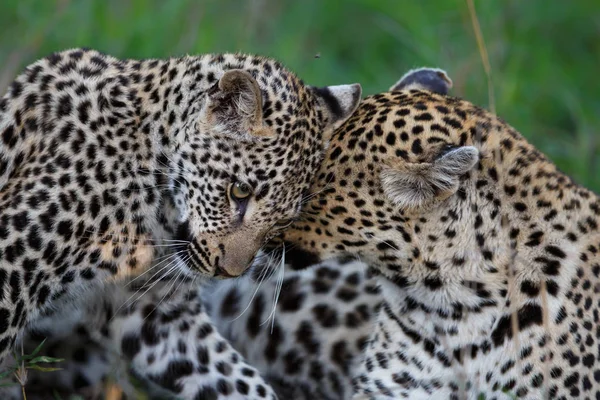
[0,0,598,192]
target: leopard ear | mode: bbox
[311,84,362,137]
[381,146,478,209]
[390,68,453,95]
[200,69,272,139]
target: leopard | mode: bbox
[11,67,453,400]
[0,47,362,394]
[15,276,279,400]
[275,75,600,399]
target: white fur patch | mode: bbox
[381,146,479,209]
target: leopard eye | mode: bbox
[230,181,252,201]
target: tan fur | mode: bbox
[279,89,600,399]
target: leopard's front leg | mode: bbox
[104,280,278,400]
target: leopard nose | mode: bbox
[215,255,256,278]
[218,231,263,277]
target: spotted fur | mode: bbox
[203,68,454,400]
[5,69,451,399]
[10,278,277,400]
[0,47,361,369]
[206,255,381,400]
[278,88,600,399]
[16,256,379,400]
[5,67,450,400]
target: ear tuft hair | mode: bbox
[381,146,479,209]
[390,68,453,95]
[200,69,271,140]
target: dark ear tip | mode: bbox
[390,67,453,95]
[435,70,453,87]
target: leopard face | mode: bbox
[279,90,490,294]
[167,66,361,278]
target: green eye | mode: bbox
[230,181,252,200]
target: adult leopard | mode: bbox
[0,48,361,375]
[276,83,600,398]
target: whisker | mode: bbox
[124,250,187,286]
[365,235,401,252]
[270,246,286,333]
[263,250,280,282]
[126,260,183,307]
[140,239,191,244]
[229,251,273,323]
[137,167,186,177]
[299,173,336,207]
[119,185,175,192]
[157,152,195,177]
[132,244,189,248]
[261,244,286,333]
[112,253,185,318]
[143,255,191,322]
[300,182,333,205]
[146,157,189,188]
[79,228,190,248]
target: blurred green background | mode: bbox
[1,0,598,192]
